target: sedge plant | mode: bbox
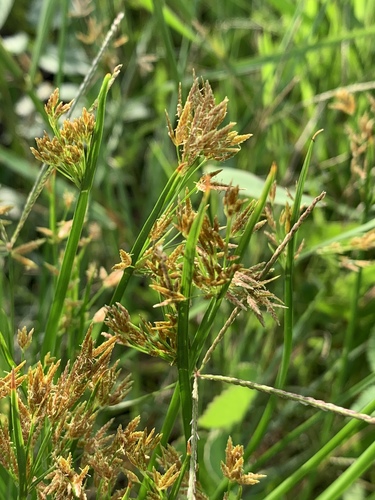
[0,71,276,499]
[1,63,375,499]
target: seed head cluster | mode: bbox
[6,75,273,498]
[30,89,95,188]
[106,79,279,364]
[166,76,252,171]
[221,437,266,486]
[0,326,202,498]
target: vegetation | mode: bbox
[1,1,375,498]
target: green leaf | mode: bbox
[199,384,256,430]
[0,0,14,29]
[0,328,16,371]
[203,165,314,206]
[11,371,27,497]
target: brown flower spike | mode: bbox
[30,89,95,188]
[221,437,266,486]
[166,76,252,171]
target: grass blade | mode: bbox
[315,439,375,500]
[10,369,27,499]
[41,70,116,357]
[177,189,209,442]
[242,132,321,463]
[28,0,57,83]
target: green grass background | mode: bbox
[1,0,375,498]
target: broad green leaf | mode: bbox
[199,384,256,430]
[203,165,314,206]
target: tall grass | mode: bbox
[1,1,375,498]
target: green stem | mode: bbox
[263,399,375,500]
[243,134,319,462]
[277,134,320,388]
[177,191,209,442]
[11,371,27,499]
[41,189,89,357]
[41,72,114,357]
[315,437,375,500]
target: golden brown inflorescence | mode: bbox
[106,174,281,361]
[30,89,95,188]
[166,76,252,172]
[221,437,266,486]
[1,325,200,498]
[106,77,281,362]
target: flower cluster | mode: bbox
[166,76,251,171]
[30,89,95,188]
[221,437,266,486]
[106,173,281,361]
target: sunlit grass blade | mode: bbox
[278,130,323,388]
[203,25,375,82]
[133,0,198,42]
